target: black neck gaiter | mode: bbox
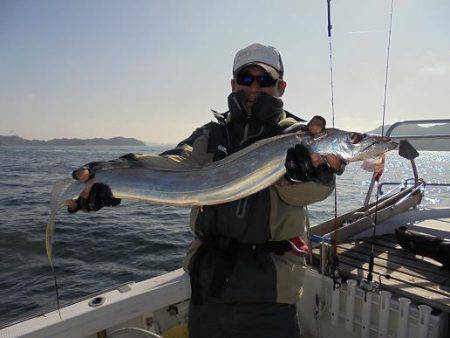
[226,91,284,151]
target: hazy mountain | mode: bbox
[367,122,450,151]
[0,135,146,146]
[2,122,448,150]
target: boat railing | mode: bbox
[363,119,450,206]
[385,118,450,140]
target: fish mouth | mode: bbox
[381,136,398,148]
[384,137,399,150]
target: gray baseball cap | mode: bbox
[233,43,284,80]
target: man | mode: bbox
[69,43,343,338]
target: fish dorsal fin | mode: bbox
[283,122,306,134]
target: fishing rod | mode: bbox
[363,0,395,293]
[327,0,335,128]
[309,8,341,335]
[326,0,341,290]
[311,3,340,333]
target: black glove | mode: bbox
[68,183,121,213]
[285,144,334,184]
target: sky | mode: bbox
[0,0,449,143]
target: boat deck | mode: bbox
[314,234,450,312]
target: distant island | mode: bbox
[0,135,146,146]
[1,121,448,150]
[367,122,450,151]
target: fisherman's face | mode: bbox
[231,66,286,111]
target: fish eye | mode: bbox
[350,133,364,144]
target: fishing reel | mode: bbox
[360,278,379,292]
[329,265,341,290]
[360,278,380,301]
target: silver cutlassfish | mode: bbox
[45,127,397,268]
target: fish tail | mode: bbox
[45,178,74,320]
[45,208,58,270]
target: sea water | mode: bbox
[0,146,449,325]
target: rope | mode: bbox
[367,0,395,283]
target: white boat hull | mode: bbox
[1,266,447,338]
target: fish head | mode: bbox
[344,132,398,162]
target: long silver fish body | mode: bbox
[45,127,397,267]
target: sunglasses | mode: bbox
[235,73,278,88]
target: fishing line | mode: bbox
[52,269,62,319]
[367,0,395,284]
[380,0,394,137]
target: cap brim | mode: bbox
[235,62,281,80]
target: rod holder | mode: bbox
[378,290,391,338]
[397,297,411,338]
[330,282,340,326]
[418,305,432,338]
[345,279,357,332]
[361,292,373,338]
